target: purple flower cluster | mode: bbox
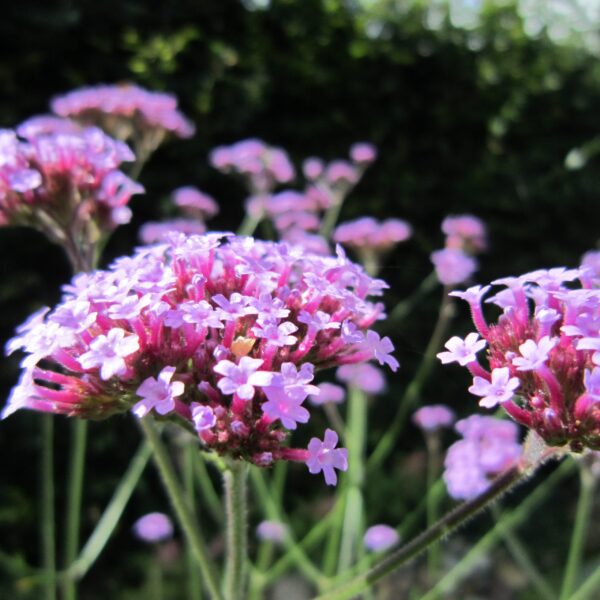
[430,214,486,287]
[333,217,412,255]
[412,404,456,432]
[443,266,600,451]
[51,84,195,140]
[0,125,143,260]
[5,234,398,484]
[139,186,219,244]
[210,139,295,195]
[444,415,522,500]
[133,512,174,543]
[363,524,399,552]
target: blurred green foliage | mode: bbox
[0,1,599,597]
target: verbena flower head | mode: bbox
[336,362,387,394]
[256,520,287,543]
[209,139,294,195]
[441,214,487,254]
[139,219,206,244]
[445,266,600,451]
[0,126,143,264]
[5,234,396,483]
[133,512,174,543]
[171,186,219,220]
[431,248,478,287]
[413,404,456,432]
[363,524,399,552]
[444,415,522,500]
[51,83,195,142]
[333,217,412,256]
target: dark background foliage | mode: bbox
[0,1,599,597]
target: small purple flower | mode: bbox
[252,321,298,347]
[412,404,456,432]
[132,366,185,418]
[362,330,399,371]
[262,363,317,429]
[512,337,557,371]
[437,333,486,366]
[363,525,399,552]
[133,512,174,543]
[78,328,139,380]
[305,428,348,486]
[469,367,520,408]
[256,520,287,543]
[214,357,272,400]
[298,311,340,332]
[190,403,216,432]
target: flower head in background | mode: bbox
[334,217,411,271]
[445,267,600,451]
[51,83,195,146]
[256,520,287,544]
[336,362,387,394]
[5,234,397,484]
[210,138,294,195]
[444,415,522,500]
[431,248,478,287]
[442,214,487,254]
[413,404,456,432]
[363,524,400,552]
[133,512,174,543]
[0,125,143,267]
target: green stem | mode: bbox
[425,432,441,583]
[185,444,203,600]
[249,468,326,587]
[139,418,224,600]
[368,288,453,470]
[337,386,367,573]
[315,463,530,600]
[560,462,596,600]
[319,191,344,239]
[62,419,88,600]
[567,562,600,600]
[41,414,56,600]
[419,458,575,600]
[223,461,249,600]
[68,439,152,580]
[193,451,224,524]
[237,211,263,237]
[492,506,556,600]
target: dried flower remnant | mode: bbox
[363,524,400,552]
[4,234,397,484]
[133,512,174,543]
[443,415,522,500]
[413,404,456,432]
[0,125,143,269]
[444,268,600,451]
[51,83,195,146]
